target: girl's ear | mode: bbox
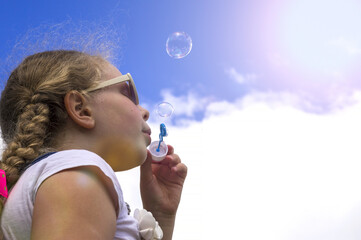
[64,91,95,129]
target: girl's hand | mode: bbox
[140,145,187,216]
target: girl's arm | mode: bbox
[31,168,117,240]
[140,145,188,240]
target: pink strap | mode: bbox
[0,169,8,198]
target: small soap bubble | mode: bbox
[157,102,174,118]
[166,32,192,59]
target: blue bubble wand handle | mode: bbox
[156,123,168,152]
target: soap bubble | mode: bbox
[156,102,174,118]
[166,32,192,59]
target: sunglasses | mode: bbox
[84,73,139,105]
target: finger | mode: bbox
[172,163,188,180]
[167,145,174,155]
[162,154,181,168]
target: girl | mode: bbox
[0,50,187,239]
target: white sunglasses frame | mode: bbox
[84,73,139,105]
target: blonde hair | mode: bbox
[0,50,107,214]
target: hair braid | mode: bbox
[0,102,50,216]
[2,100,50,178]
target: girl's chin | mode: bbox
[93,136,146,171]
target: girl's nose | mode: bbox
[138,105,150,121]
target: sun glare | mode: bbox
[275,0,361,79]
[236,0,361,110]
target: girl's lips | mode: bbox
[143,132,152,145]
[142,129,152,145]
[142,128,151,136]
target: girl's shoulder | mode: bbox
[31,166,119,239]
[28,149,122,207]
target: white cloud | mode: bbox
[118,90,361,240]
[146,89,211,126]
[328,37,361,56]
[225,67,258,84]
[160,89,209,118]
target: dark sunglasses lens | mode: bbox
[124,80,137,105]
[128,82,137,104]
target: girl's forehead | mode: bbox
[101,63,122,81]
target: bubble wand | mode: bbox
[156,123,168,152]
[148,102,174,162]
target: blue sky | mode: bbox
[1,0,242,109]
[2,1,361,239]
[2,0,361,118]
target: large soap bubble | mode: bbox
[156,102,174,118]
[166,32,192,59]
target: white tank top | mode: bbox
[1,149,140,240]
